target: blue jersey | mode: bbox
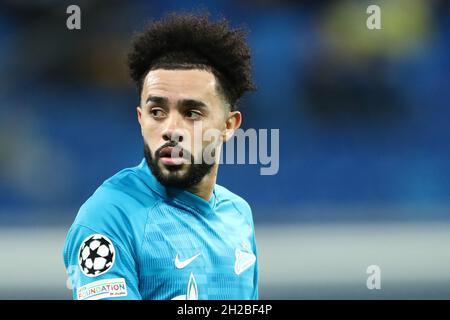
[63,159,258,300]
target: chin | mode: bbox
[160,163,189,176]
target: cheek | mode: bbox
[142,123,156,138]
[142,123,162,147]
[199,122,225,149]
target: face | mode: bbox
[137,68,241,189]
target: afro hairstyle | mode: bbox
[127,12,255,110]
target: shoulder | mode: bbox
[66,163,161,256]
[215,184,252,211]
[77,164,159,221]
[214,184,253,221]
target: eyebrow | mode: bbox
[179,99,207,110]
[146,95,169,106]
[146,95,208,110]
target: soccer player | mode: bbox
[63,12,258,300]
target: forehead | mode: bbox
[141,69,219,102]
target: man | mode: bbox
[63,12,258,300]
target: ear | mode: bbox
[137,106,144,136]
[223,111,242,142]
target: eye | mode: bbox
[185,110,202,120]
[150,108,166,119]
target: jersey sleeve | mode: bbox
[63,223,142,300]
[232,196,259,300]
[249,206,259,300]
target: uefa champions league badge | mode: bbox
[78,234,115,277]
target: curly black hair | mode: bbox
[127,12,255,110]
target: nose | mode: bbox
[162,114,184,143]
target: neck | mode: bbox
[187,163,218,201]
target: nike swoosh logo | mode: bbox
[175,253,201,269]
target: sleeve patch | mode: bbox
[78,234,116,277]
[77,278,128,300]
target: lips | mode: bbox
[158,146,187,166]
[159,146,183,158]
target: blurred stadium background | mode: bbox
[0,0,449,299]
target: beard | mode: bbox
[144,142,215,189]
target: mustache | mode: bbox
[155,142,193,160]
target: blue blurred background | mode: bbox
[0,0,449,299]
